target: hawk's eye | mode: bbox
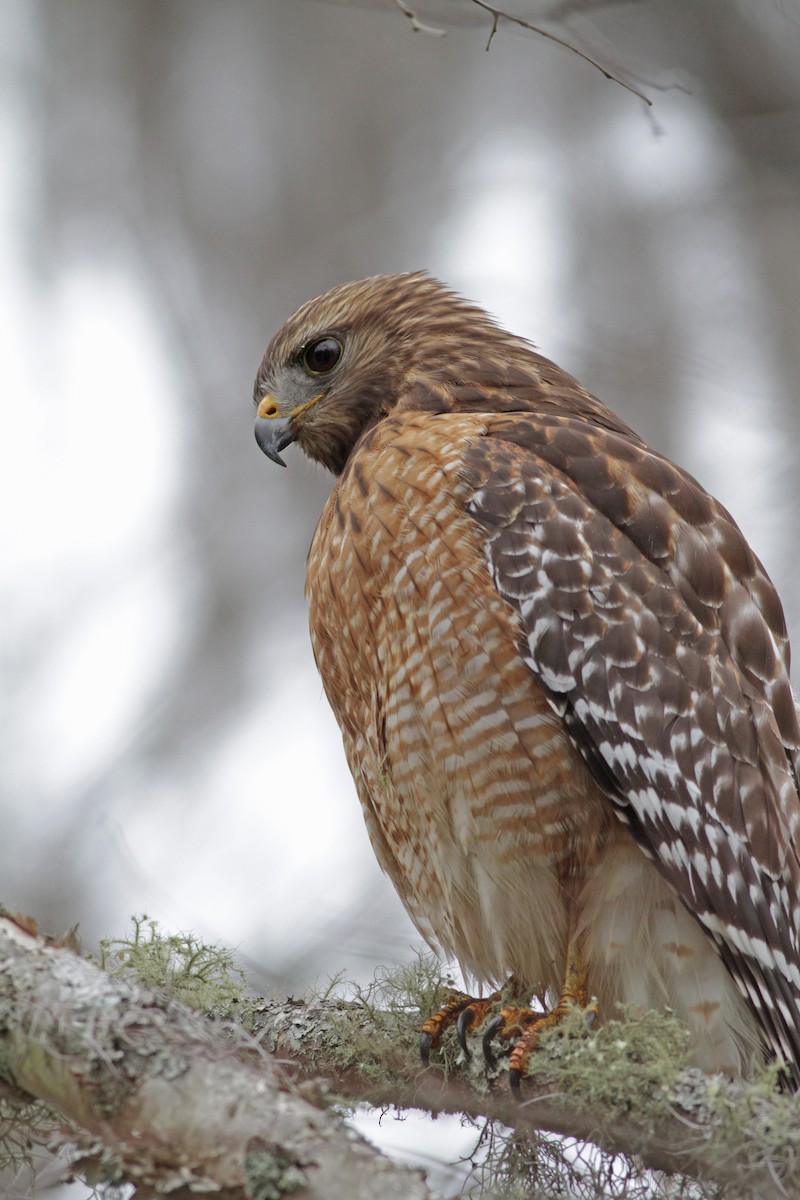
[303,337,343,375]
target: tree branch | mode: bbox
[381,0,657,106]
[468,0,653,106]
[3,910,799,1199]
[249,992,800,1199]
[0,914,437,1199]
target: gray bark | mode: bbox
[0,914,437,1200]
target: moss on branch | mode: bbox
[3,912,800,1198]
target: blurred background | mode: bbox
[2,0,800,1194]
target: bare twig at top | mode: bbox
[469,0,653,106]
[392,0,447,35]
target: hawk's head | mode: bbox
[252,271,516,475]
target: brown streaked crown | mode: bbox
[254,272,638,475]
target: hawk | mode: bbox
[253,271,800,1089]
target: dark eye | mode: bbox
[303,336,343,375]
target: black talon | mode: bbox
[509,1067,523,1098]
[456,1006,475,1057]
[420,1031,434,1064]
[482,1013,506,1067]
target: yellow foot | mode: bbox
[420,989,501,1062]
[482,999,599,1094]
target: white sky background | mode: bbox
[3,1,800,1196]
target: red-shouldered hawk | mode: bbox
[253,272,800,1089]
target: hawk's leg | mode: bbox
[483,927,598,1093]
[420,979,524,1062]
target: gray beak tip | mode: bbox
[254,415,294,468]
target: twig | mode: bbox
[470,0,653,106]
[392,0,447,36]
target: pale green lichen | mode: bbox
[244,1137,309,1199]
[525,1003,692,1128]
[465,1120,707,1200]
[0,1090,60,1176]
[320,951,456,1082]
[97,913,247,1015]
[692,1060,800,1194]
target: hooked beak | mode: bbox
[254,388,325,467]
[254,412,296,468]
[254,392,298,467]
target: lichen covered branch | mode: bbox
[0,914,436,1199]
[2,912,800,1198]
[248,973,800,1199]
